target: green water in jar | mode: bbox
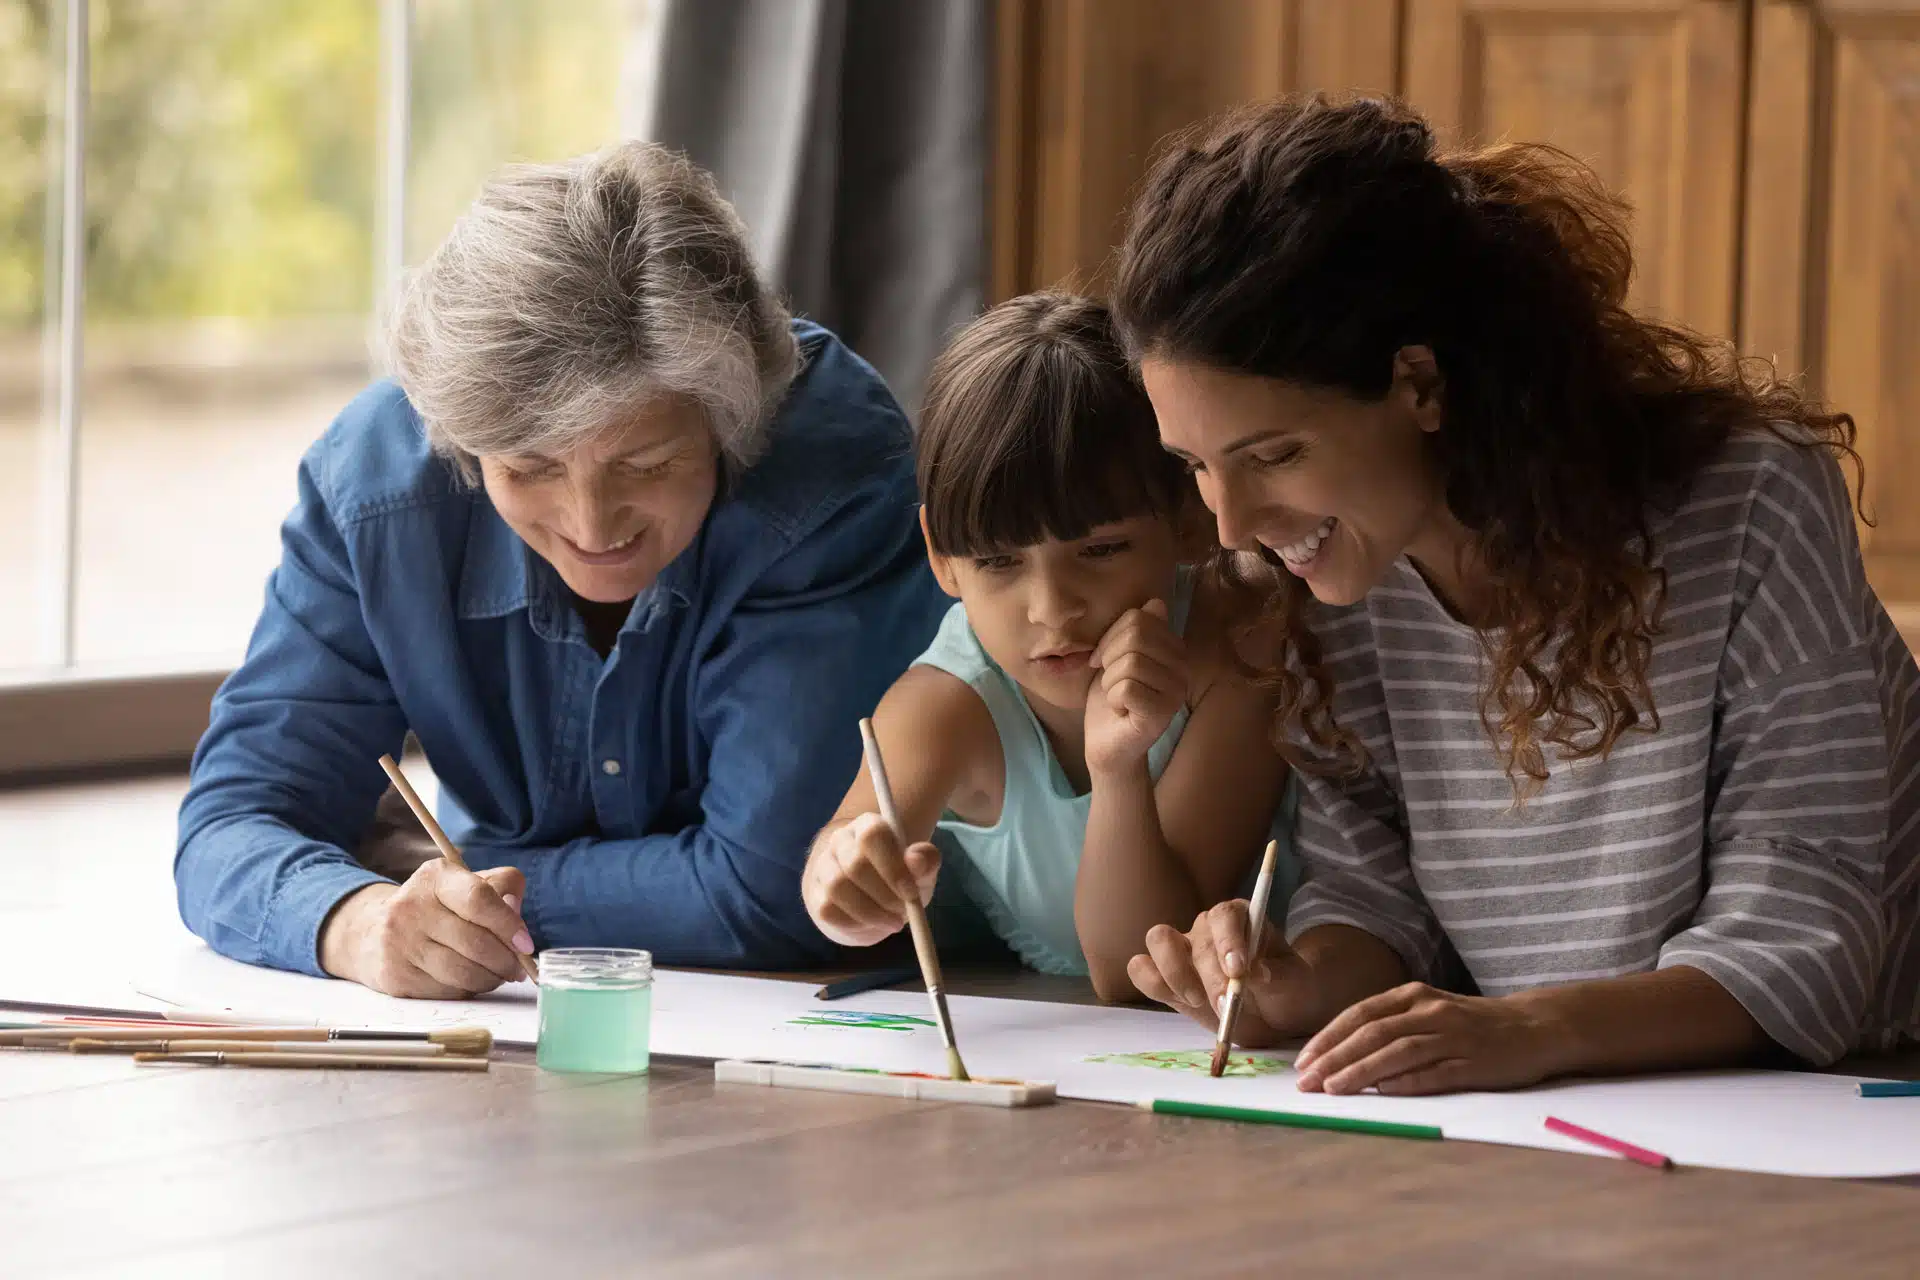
[535,982,652,1074]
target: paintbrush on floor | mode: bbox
[858,718,970,1083]
[70,1038,457,1058]
[134,1050,489,1072]
[1212,839,1282,1078]
[1,1025,492,1054]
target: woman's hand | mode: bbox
[319,860,532,998]
[1084,599,1190,776]
[1125,899,1325,1045]
[1293,984,1567,1096]
[802,812,941,947]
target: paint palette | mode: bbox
[715,1059,1055,1107]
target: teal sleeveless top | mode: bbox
[914,566,1299,976]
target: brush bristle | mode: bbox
[427,1026,493,1056]
[948,1047,970,1083]
[1209,1039,1231,1078]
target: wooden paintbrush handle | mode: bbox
[135,1051,488,1071]
[378,754,466,868]
[859,718,969,1080]
[73,1039,449,1057]
[901,896,945,990]
[379,753,539,983]
[11,1025,323,1047]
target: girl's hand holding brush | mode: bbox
[803,813,942,948]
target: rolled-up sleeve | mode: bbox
[1657,452,1892,1064]
[1659,652,1890,1064]
[1286,765,1447,983]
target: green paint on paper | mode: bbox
[1086,1049,1293,1077]
[787,1010,937,1032]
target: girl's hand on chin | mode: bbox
[1084,598,1190,776]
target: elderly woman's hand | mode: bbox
[319,861,533,998]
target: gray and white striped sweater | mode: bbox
[1284,430,1920,1064]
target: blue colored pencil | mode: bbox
[814,967,922,1001]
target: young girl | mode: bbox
[800,293,1295,999]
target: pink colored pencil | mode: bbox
[1545,1115,1673,1170]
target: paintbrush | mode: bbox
[134,1050,489,1072]
[70,1038,453,1058]
[858,718,970,1083]
[3,1025,492,1054]
[1211,839,1281,1078]
[0,1015,227,1031]
[378,753,539,983]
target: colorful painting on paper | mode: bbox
[1085,1049,1293,1077]
[786,1010,936,1032]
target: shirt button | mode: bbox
[601,759,622,776]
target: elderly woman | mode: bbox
[176,143,947,997]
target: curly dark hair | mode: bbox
[1111,94,1862,794]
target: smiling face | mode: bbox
[478,397,720,603]
[924,511,1181,714]
[1140,351,1460,609]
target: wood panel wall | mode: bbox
[1742,0,1920,604]
[991,0,1920,615]
[991,0,1402,300]
[1403,1,1748,338]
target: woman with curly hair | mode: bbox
[1116,95,1920,1093]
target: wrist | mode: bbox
[318,881,395,981]
[1290,925,1404,1029]
[1087,753,1154,789]
[1506,986,1586,1078]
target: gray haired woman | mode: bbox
[176,143,947,997]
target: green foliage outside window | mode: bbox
[0,0,625,330]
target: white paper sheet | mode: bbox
[95,940,1920,1179]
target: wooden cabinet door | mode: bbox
[1743,1,1920,609]
[1403,1,1747,340]
[992,0,1404,301]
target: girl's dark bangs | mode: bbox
[915,290,1185,558]
[925,437,1177,557]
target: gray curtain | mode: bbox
[640,0,989,413]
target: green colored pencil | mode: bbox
[1137,1098,1444,1140]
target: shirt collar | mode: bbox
[456,499,533,621]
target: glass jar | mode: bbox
[535,948,653,1074]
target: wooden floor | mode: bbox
[3,775,1919,1278]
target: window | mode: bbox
[0,0,656,771]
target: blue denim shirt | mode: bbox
[177,321,947,976]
